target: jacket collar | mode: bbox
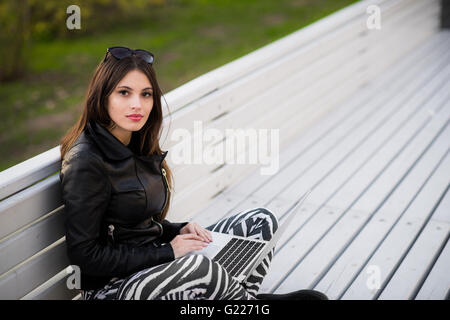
[86,120,168,162]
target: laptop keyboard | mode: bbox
[213,238,265,277]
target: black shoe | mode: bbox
[256,289,328,300]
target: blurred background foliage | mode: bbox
[0,0,358,171]
[0,0,166,81]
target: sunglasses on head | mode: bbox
[103,46,154,65]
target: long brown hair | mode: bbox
[60,51,173,221]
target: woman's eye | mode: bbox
[143,92,152,97]
[119,90,128,96]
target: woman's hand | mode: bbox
[169,234,209,259]
[170,222,213,259]
[180,222,213,243]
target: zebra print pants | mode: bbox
[82,207,278,300]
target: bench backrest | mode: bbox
[0,0,441,300]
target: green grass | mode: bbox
[0,0,360,172]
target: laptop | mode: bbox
[191,188,313,283]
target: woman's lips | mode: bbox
[127,116,143,122]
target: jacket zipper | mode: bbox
[108,224,115,243]
[161,167,171,212]
[151,216,163,237]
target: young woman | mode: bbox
[59,46,328,300]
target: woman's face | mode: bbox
[107,69,154,146]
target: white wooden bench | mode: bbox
[0,0,447,299]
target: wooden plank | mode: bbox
[158,0,395,117]
[275,38,450,210]
[171,5,442,192]
[244,34,448,213]
[309,52,450,210]
[168,68,367,221]
[160,0,420,153]
[167,0,439,193]
[163,0,434,189]
[340,150,450,300]
[160,11,368,150]
[0,238,69,300]
[310,57,450,210]
[259,54,450,294]
[0,146,60,201]
[309,96,450,299]
[168,16,441,221]
[162,0,431,120]
[220,29,448,197]
[415,236,450,300]
[0,175,62,240]
[264,91,450,296]
[263,204,370,292]
[21,268,79,300]
[429,185,450,223]
[276,111,450,298]
[191,192,249,226]
[316,179,450,298]
[315,134,445,299]
[169,28,370,192]
[0,206,65,275]
[360,4,440,83]
[191,30,449,228]
[378,219,449,299]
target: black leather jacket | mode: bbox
[60,120,187,290]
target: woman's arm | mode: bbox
[159,220,188,242]
[60,150,174,278]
